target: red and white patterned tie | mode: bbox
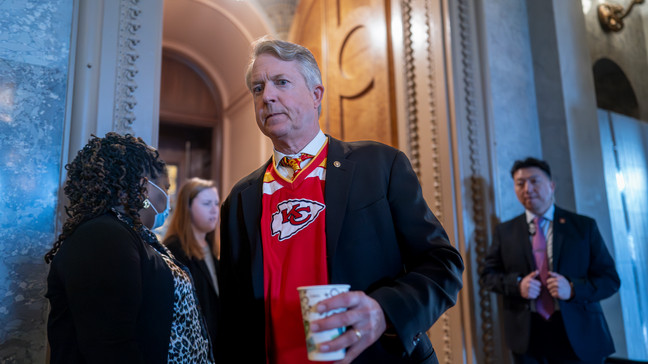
[280,153,313,180]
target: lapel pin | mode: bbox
[333,161,341,167]
[559,218,566,224]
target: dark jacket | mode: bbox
[481,206,620,361]
[219,136,464,363]
[164,235,221,360]
[46,213,175,364]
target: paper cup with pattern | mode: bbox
[297,284,351,361]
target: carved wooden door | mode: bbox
[290,0,397,147]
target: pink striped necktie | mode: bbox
[533,216,554,320]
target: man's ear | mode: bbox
[312,84,324,107]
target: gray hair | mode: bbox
[245,36,323,93]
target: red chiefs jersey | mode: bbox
[261,143,330,364]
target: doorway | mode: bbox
[158,122,214,196]
[157,50,222,196]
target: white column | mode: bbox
[69,0,164,156]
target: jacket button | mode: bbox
[412,332,422,347]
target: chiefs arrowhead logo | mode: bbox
[271,199,325,241]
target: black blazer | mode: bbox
[46,213,175,364]
[481,206,620,361]
[220,137,464,363]
[164,235,221,360]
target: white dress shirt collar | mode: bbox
[525,204,555,224]
[273,130,327,168]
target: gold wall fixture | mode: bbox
[598,0,645,32]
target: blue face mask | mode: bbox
[144,179,170,230]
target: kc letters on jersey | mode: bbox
[271,199,325,241]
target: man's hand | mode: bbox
[547,272,573,300]
[519,270,541,299]
[309,291,387,364]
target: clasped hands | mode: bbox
[309,291,387,364]
[519,270,573,300]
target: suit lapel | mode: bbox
[551,206,567,271]
[516,214,536,271]
[240,160,270,299]
[196,258,217,294]
[324,137,355,268]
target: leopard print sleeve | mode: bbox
[161,252,214,364]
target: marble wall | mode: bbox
[480,0,543,221]
[0,0,73,362]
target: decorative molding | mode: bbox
[424,0,443,221]
[337,24,375,98]
[423,1,452,362]
[401,0,421,176]
[403,1,453,362]
[457,0,495,363]
[439,311,453,364]
[113,0,142,133]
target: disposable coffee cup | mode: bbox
[297,284,351,361]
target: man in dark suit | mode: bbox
[219,36,464,363]
[481,157,620,364]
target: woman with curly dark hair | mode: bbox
[163,177,221,360]
[45,132,213,364]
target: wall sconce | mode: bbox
[598,0,645,32]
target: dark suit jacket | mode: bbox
[164,235,221,361]
[220,137,464,363]
[481,206,620,361]
[46,213,175,364]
